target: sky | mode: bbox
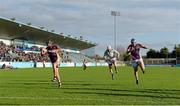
[0,0,179,55]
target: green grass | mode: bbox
[0,66,180,105]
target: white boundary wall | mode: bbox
[0,62,108,68]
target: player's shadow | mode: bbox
[63,87,180,93]
[64,83,122,87]
[136,89,180,95]
[63,87,180,99]
[5,81,53,89]
[65,91,180,99]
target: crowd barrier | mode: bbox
[2,62,177,69]
[0,62,108,68]
[145,64,172,67]
[175,64,180,67]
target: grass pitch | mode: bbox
[0,66,180,105]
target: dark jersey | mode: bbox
[46,45,59,63]
[128,44,141,60]
[83,60,87,66]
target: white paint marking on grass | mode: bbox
[0,96,161,103]
[8,82,50,84]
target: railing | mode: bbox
[0,62,108,68]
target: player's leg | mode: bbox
[54,62,62,87]
[50,57,57,82]
[84,65,87,71]
[113,61,118,74]
[134,67,139,85]
[139,58,145,74]
[51,64,56,82]
[106,60,114,80]
[83,65,86,71]
[109,64,115,80]
[132,61,139,85]
[56,57,62,86]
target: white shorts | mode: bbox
[132,59,141,68]
[106,58,116,65]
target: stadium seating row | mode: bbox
[0,41,94,63]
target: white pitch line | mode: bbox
[0,96,163,103]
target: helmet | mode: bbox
[46,40,52,46]
[107,45,112,50]
[131,38,135,43]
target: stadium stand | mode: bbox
[0,41,94,63]
[0,16,97,67]
[67,52,94,63]
[0,17,96,50]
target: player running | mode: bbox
[127,38,148,85]
[83,59,87,71]
[104,45,120,80]
[41,41,62,87]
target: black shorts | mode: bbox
[49,55,58,63]
[83,64,86,67]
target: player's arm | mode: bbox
[114,50,120,59]
[138,44,148,49]
[52,45,61,53]
[56,46,63,57]
[40,47,48,56]
[57,47,61,53]
[103,52,107,59]
[127,45,132,54]
[103,51,109,60]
